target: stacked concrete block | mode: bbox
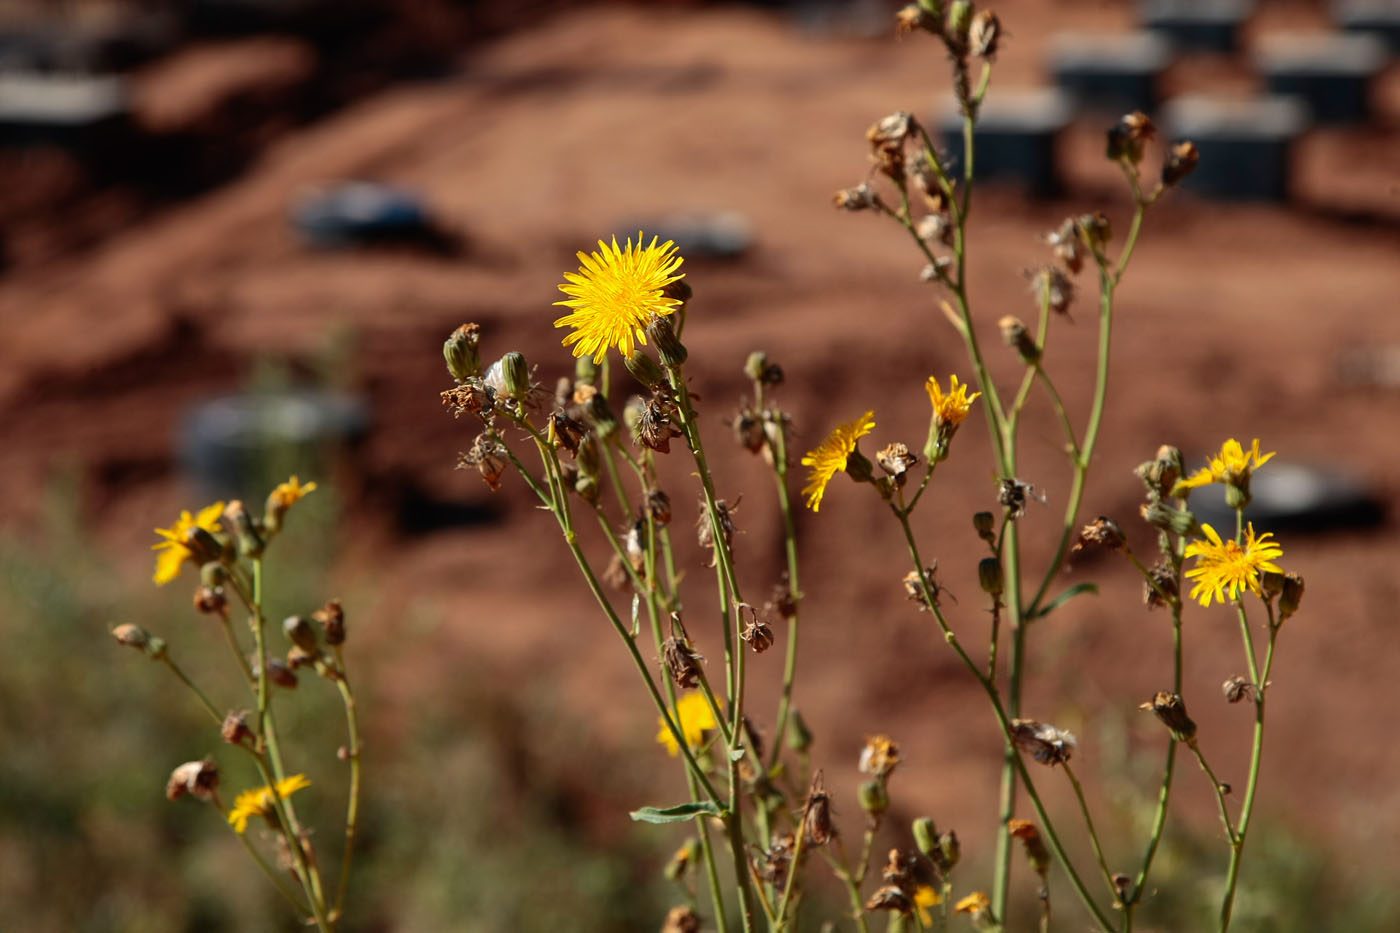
[1049,32,1172,114]
[1138,0,1255,53]
[936,90,1073,196]
[0,73,131,148]
[1254,33,1388,124]
[1333,0,1400,52]
[1160,94,1309,200]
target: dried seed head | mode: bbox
[1144,561,1179,609]
[253,657,298,689]
[876,443,919,485]
[548,409,588,455]
[833,183,879,212]
[1077,212,1112,251]
[1280,572,1305,621]
[902,565,946,611]
[859,734,901,779]
[768,579,799,620]
[915,212,953,247]
[166,758,219,802]
[999,314,1041,363]
[741,617,775,654]
[193,585,227,616]
[1008,819,1050,876]
[222,709,254,746]
[895,3,938,37]
[1030,265,1075,316]
[1139,691,1197,742]
[752,833,795,887]
[282,615,318,653]
[312,599,345,645]
[802,773,835,846]
[443,322,482,383]
[647,488,672,526]
[733,408,767,455]
[440,381,493,418]
[637,399,683,454]
[662,637,703,689]
[865,885,912,914]
[112,623,166,660]
[998,477,1035,519]
[696,498,739,566]
[1010,718,1077,766]
[909,149,949,208]
[969,9,1001,59]
[287,645,317,669]
[457,433,509,492]
[1107,111,1156,164]
[603,553,629,591]
[1071,516,1125,556]
[1162,140,1200,186]
[868,111,916,151]
[1222,676,1254,704]
[1044,217,1085,274]
[661,906,701,933]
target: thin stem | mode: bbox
[1062,762,1120,900]
[211,795,313,918]
[331,654,361,922]
[766,412,802,773]
[826,838,872,933]
[160,655,224,727]
[1189,741,1237,846]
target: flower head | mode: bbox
[914,885,942,926]
[553,232,685,363]
[656,691,719,757]
[227,774,311,834]
[1184,522,1284,607]
[800,411,876,512]
[1175,438,1275,494]
[151,501,225,586]
[955,891,991,919]
[925,374,980,427]
[270,476,316,511]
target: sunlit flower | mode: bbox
[1184,523,1284,607]
[955,891,991,918]
[1174,438,1274,493]
[656,691,719,757]
[925,374,980,426]
[914,885,942,925]
[800,411,876,512]
[151,501,225,586]
[227,774,311,834]
[553,232,685,363]
[269,475,317,511]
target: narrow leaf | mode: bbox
[629,801,725,824]
[1033,582,1099,620]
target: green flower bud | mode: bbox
[646,315,688,368]
[972,511,996,545]
[938,829,960,869]
[858,780,889,818]
[443,323,481,382]
[574,354,599,388]
[500,351,530,401]
[912,817,939,858]
[623,351,668,390]
[947,0,974,44]
[978,557,1004,597]
[786,709,813,753]
[200,561,229,588]
[221,501,263,559]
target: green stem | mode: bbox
[331,656,361,922]
[1063,762,1120,900]
[212,794,313,918]
[766,413,803,773]
[160,655,224,727]
[1189,741,1237,847]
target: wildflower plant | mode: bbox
[435,6,1307,930]
[117,479,360,932]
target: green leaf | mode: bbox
[629,801,726,824]
[1032,582,1098,620]
[630,593,640,637]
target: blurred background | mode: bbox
[1,0,1398,929]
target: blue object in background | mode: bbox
[291,181,438,249]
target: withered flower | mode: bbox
[833,183,880,212]
[1222,676,1254,704]
[662,636,703,689]
[1107,111,1156,164]
[882,848,918,892]
[752,833,795,887]
[768,579,800,620]
[193,585,227,616]
[868,111,916,150]
[222,709,254,746]
[1077,211,1112,251]
[902,566,945,610]
[166,758,220,802]
[1008,819,1050,877]
[741,617,775,654]
[999,315,1040,363]
[895,3,938,37]
[1162,140,1200,186]
[1071,516,1125,556]
[802,772,835,846]
[859,734,901,779]
[1010,718,1077,766]
[637,399,683,454]
[440,381,493,418]
[1139,691,1197,743]
[1030,264,1075,316]
[547,409,588,455]
[647,488,672,526]
[969,9,1001,59]
[457,433,509,492]
[865,885,912,914]
[1144,561,1179,610]
[696,498,739,566]
[998,477,1040,519]
[1044,217,1084,274]
[312,598,345,646]
[876,443,918,485]
[732,407,766,455]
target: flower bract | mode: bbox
[227,774,311,834]
[800,411,876,512]
[656,691,718,757]
[553,232,685,363]
[1184,522,1284,607]
[151,501,225,586]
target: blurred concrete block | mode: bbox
[1138,0,1254,53]
[0,73,131,147]
[936,89,1072,197]
[1254,33,1387,125]
[616,212,753,260]
[1160,94,1308,200]
[291,181,452,251]
[1190,460,1383,534]
[1049,32,1172,114]
[1333,0,1400,52]
[180,391,369,500]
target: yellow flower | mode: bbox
[151,501,225,586]
[269,475,317,511]
[955,891,990,917]
[1184,523,1284,607]
[227,774,311,834]
[656,692,719,757]
[553,232,685,363]
[925,374,980,426]
[800,410,876,512]
[914,885,942,925]
[1175,438,1274,493]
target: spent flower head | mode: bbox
[227,774,311,834]
[800,410,876,512]
[1184,522,1284,607]
[151,501,225,586]
[553,232,685,363]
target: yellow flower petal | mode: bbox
[553,232,685,364]
[656,692,719,757]
[800,411,876,512]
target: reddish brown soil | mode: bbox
[4,0,1399,895]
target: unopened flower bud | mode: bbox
[946,0,974,48]
[1139,691,1197,743]
[1140,500,1199,537]
[1135,445,1183,498]
[978,557,1004,597]
[282,615,318,653]
[623,351,668,390]
[222,500,263,559]
[845,448,875,484]
[1162,141,1199,186]
[938,829,961,869]
[999,315,1040,363]
[184,525,226,566]
[663,278,692,306]
[969,9,1000,58]
[858,780,890,818]
[500,351,530,401]
[786,709,813,753]
[443,323,482,382]
[972,511,996,545]
[574,473,600,505]
[1279,572,1304,621]
[166,758,219,802]
[1259,569,1286,600]
[912,817,939,859]
[112,623,151,650]
[575,386,619,440]
[647,315,688,367]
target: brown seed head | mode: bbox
[1144,561,1179,609]
[732,408,767,455]
[222,709,254,746]
[1008,818,1051,876]
[802,773,835,846]
[1071,516,1125,557]
[193,585,227,616]
[970,9,1002,59]
[1044,217,1085,274]
[457,433,509,492]
[865,885,913,914]
[637,399,683,454]
[895,3,938,37]
[696,498,738,566]
[647,488,672,526]
[1107,111,1156,164]
[876,442,919,485]
[166,758,219,802]
[440,381,493,418]
[1139,691,1197,742]
[999,314,1041,363]
[1162,140,1200,186]
[662,636,703,689]
[1031,264,1075,316]
[1010,718,1077,766]
[661,906,701,933]
[1222,676,1254,704]
[312,598,345,645]
[833,183,879,212]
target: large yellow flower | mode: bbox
[656,691,719,757]
[227,774,311,834]
[553,232,685,363]
[1184,523,1284,607]
[1175,438,1274,493]
[151,501,225,586]
[925,374,980,426]
[800,411,876,512]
